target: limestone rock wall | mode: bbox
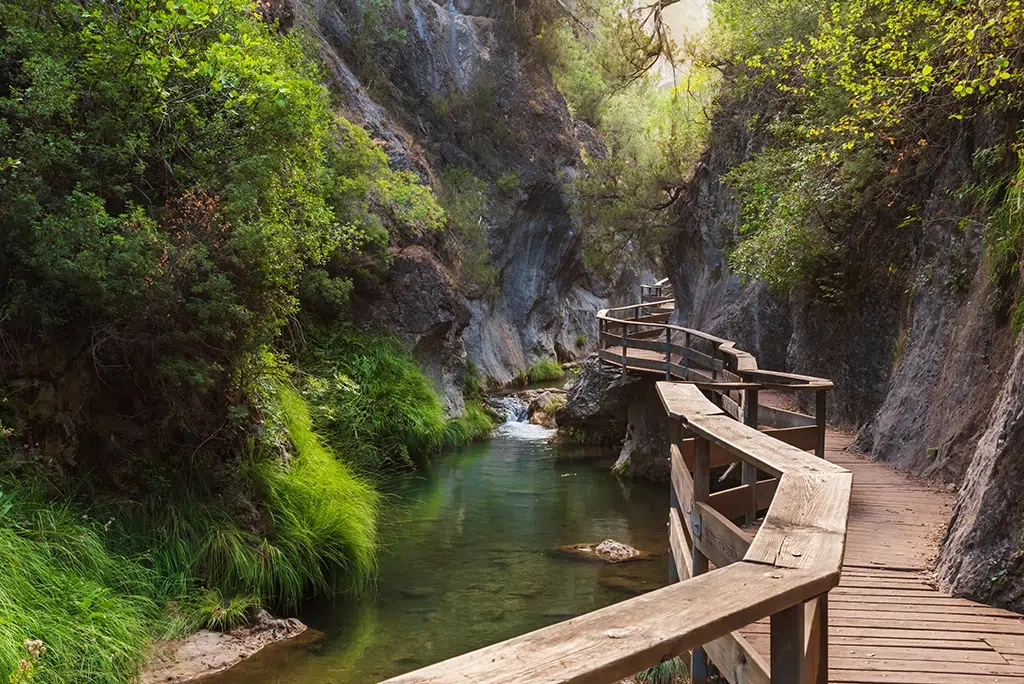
[293,0,646,403]
[664,94,1024,609]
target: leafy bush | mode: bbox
[497,170,521,193]
[709,0,1024,292]
[637,657,687,684]
[438,166,498,295]
[298,327,450,469]
[441,402,497,447]
[0,0,442,489]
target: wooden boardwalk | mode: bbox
[739,431,1024,682]
[390,288,1024,684]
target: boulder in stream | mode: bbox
[555,539,649,564]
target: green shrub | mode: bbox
[526,359,566,384]
[575,334,587,349]
[0,0,442,489]
[299,327,450,469]
[438,167,497,295]
[637,657,687,684]
[111,385,379,614]
[497,170,521,192]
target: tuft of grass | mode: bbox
[0,486,156,684]
[637,657,688,684]
[442,402,497,448]
[299,327,450,469]
[497,170,520,192]
[575,333,587,349]
[526,359,565,384]
[111,385,379,617]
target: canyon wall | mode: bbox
[292,0,645,410]
[665,96,1024,609]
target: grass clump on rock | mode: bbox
[526,359,566,384]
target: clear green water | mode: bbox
[208,424,669,683]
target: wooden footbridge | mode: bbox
[385,279,1024,683]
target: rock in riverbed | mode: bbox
[141,610,316,684]
[555,539,649,564]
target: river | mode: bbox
[207,402,670,683]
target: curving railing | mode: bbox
[383,282,849,684]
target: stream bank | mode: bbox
[198,396,669,682]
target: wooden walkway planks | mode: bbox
[738,430,1024,682]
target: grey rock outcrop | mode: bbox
[555,356,646,444]
[936,342,1024,610]
[293,0,645,402]
[612,382,671,482]
[365,246,471,414]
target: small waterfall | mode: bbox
[487,395,529,424]
[486,395,556,441]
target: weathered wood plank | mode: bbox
[705,631,770,684]
[695,501,752,568]
[759,404,817,429]
[707,479,779,520]
[669,507,692,580]
[763,427,819,452]
[383,563,837,684]
[745,472,852,573]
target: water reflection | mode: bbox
[207,433,669,683]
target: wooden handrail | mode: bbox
[382,280,847,684]
[384,384,850,684]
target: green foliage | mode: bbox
[526,359,566,384]
[709,0,1024,292]
[575,333,588,349]
[0,487,156,684]
[438,167,498,295]
[497,170,521,193]
[441,402,497,448]
[111,384,379,615]
[537,3,714,272]
[0,0,442,487]
[637,657,687,684]
[298,327,450,469]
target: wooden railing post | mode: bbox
[691,436,711,684]
[815,389,827,459]
[665,328,672,380]
[803,595,829,684]
[622,322,629,375]
[668,418,682,583]
[771,603,805,683]
[683,331,691,380]
[742,387,759,525]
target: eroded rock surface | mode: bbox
[556,356,648,444]
[612,382,671,482]
[142,611,315,684]
[936,342,1024,610]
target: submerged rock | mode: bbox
[555,539,650,564]
[599,574,655,596]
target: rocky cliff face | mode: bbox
[666,95,1024,609]
[291,0,643,402]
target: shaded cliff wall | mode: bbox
[666,96,1024,609]
[290,0,646,408]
